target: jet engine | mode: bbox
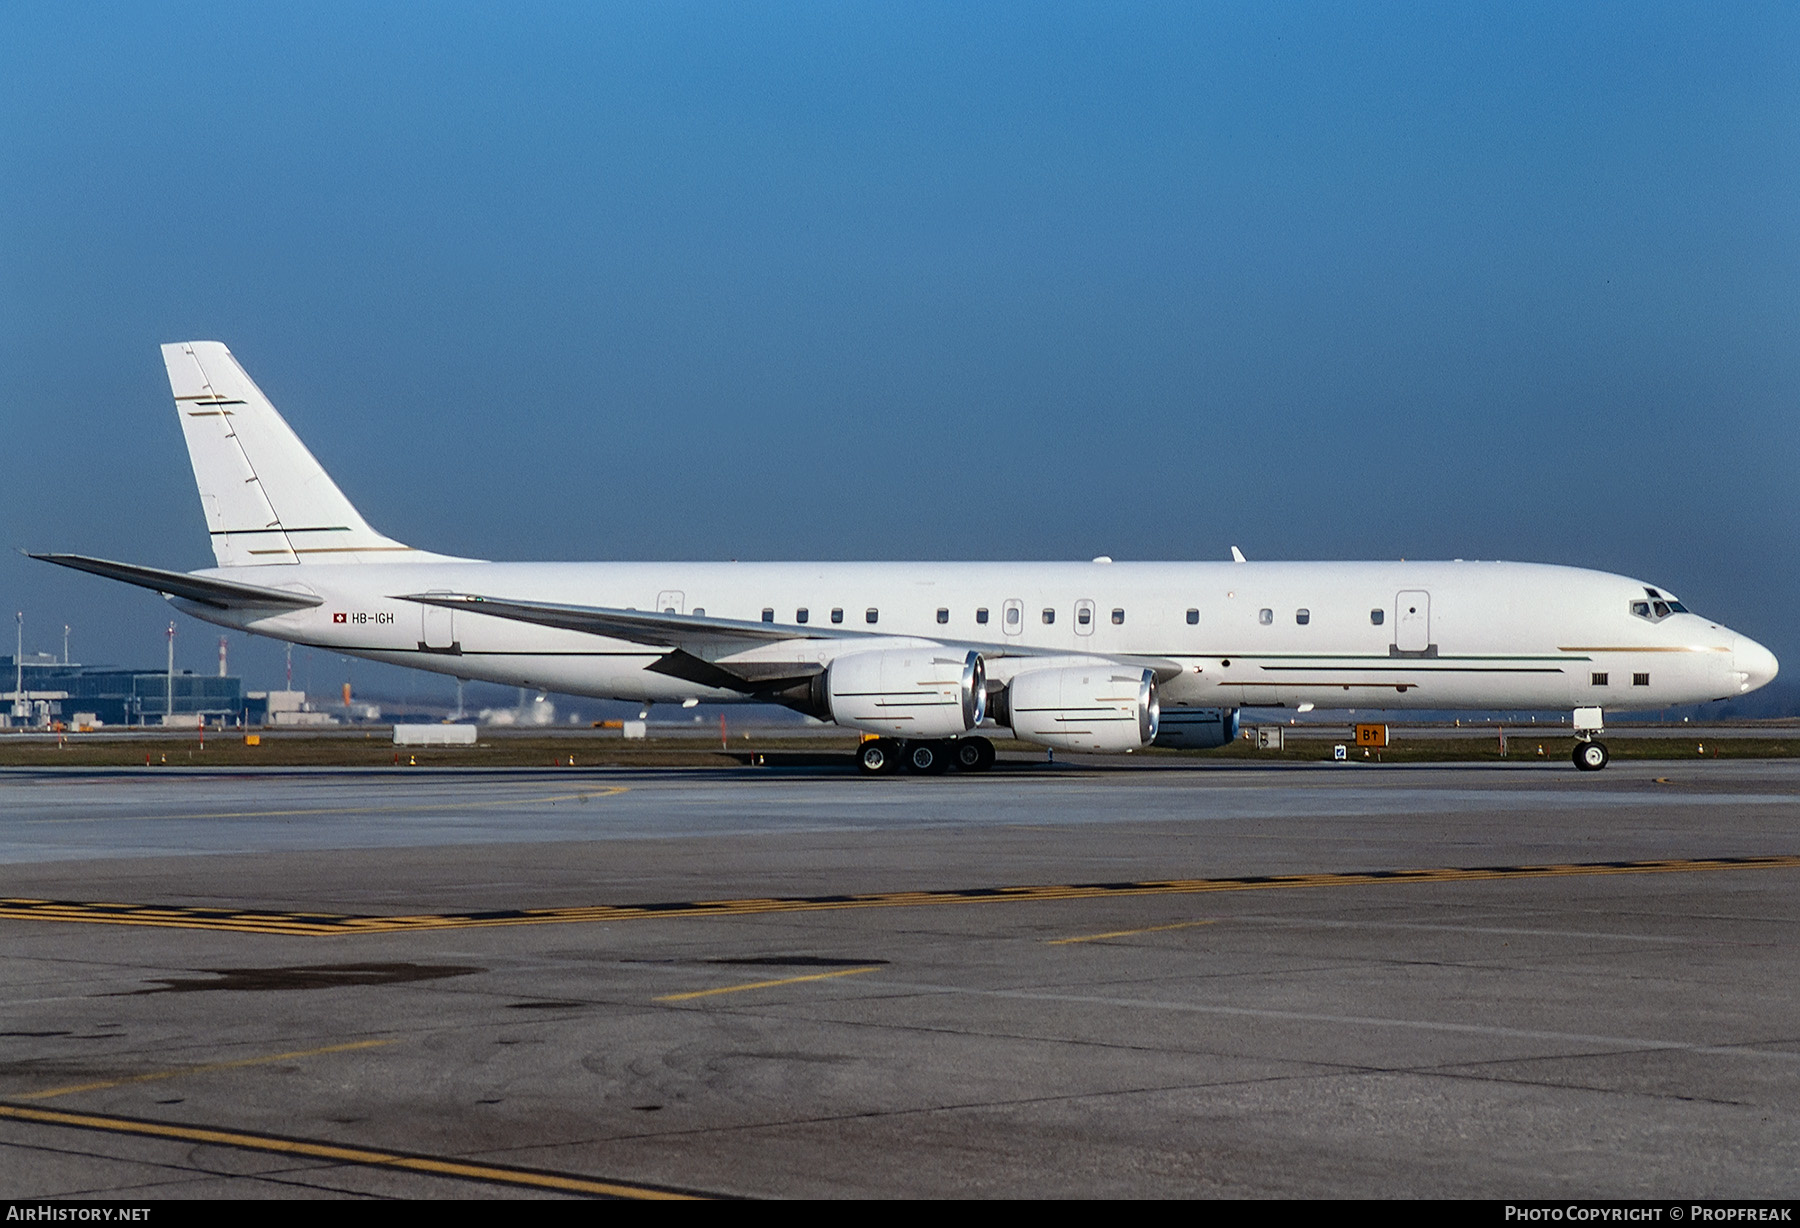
[1006,665,1159,752]
[1153,707,1239,750]
[825,648,986,738]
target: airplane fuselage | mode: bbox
[174,558,1772,713]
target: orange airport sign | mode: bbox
[1355,723,1388,748]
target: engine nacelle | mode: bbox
[826,648,986,738]
[1007,665,1159,752]
[1153,707,1239,750]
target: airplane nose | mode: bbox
[1734,637,1779,694]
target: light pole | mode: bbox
[166,622,175,725]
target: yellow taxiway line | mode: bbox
[17,1040,394,1101]
[2,856,1797,937]
[0,1103,707,1199]
[1046,919,1218,945]
[655,965,883,1002]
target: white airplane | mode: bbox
[36,342,1778,773]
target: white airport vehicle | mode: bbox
[35,342,1779,773]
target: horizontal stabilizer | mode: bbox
[30,553,324,610]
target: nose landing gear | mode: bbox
[1571,706,1608,771]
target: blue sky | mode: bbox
[3,3,1797,708]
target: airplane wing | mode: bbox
[30,553,325,611]
[396,591,864,695]
[396,591,1186,691]
[394,592,860,652]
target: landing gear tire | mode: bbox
[953,736,996,772]
[856,738,901,775]
[1573,740,1610,772]
[907,740,951,775]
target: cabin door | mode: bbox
[1394,590,1431,653]
[420,592,459,653]
[655,590,685,615]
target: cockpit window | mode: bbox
[1631,596,1689,623]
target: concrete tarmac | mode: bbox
[1,759,1797,1198]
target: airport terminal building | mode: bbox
[2,653,243,728]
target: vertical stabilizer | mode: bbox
[163,342,428,566]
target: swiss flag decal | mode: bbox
[333,612,347,623]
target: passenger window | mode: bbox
[1259,608,1273,626]
[1005,607,1020,627]
[1370,609,1384,626]
[761,608,774,623]
[1186,609,1199,625]
[1633,673,1650,686]
[1111,608,1125,625]
[796,608,809,624]
[976,608,989,624]
[831,608,843,624]
[866,608,879,624]
[1591,672,1609,686]
[1042,608,1055,625]
[936,608,949,624]
[1296,609,1310,625]
[1076,607,1091,626]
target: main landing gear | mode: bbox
[1571,706,1608,771]
[856,736,995,776]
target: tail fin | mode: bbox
[163,341,434,566]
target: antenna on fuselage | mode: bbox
[1230,546,1246,563]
